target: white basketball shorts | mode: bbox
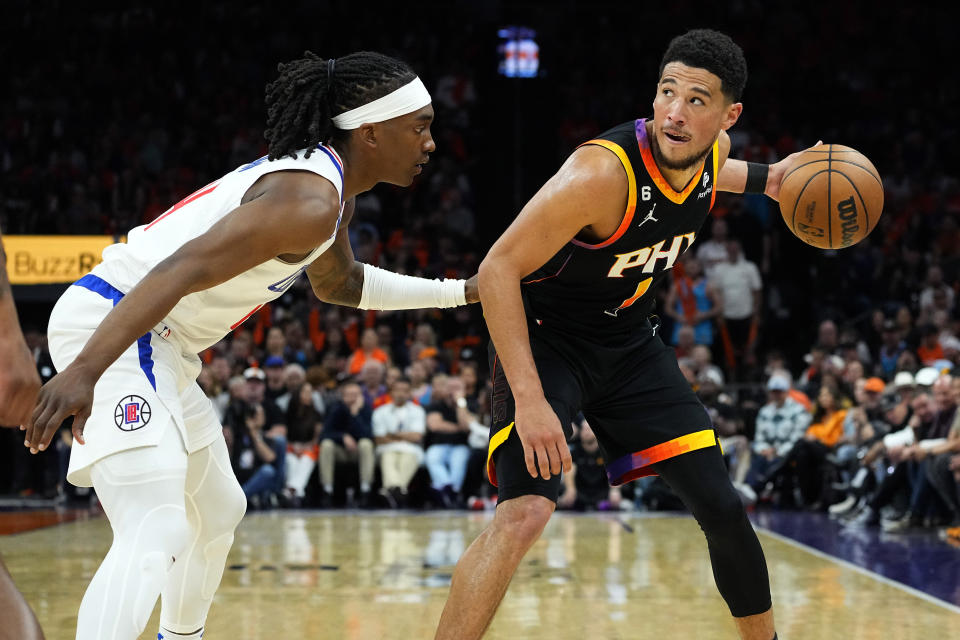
[48,274,222,487]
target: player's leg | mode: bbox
[158,434,246,638]
[434,340,580,640]
[76,426,191,640]
[0,556,45,640]
[653,446,774,640]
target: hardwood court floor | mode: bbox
[3,510,959,639]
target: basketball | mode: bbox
[778,144,883,249]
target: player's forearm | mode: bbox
[477,258,544,403]
[313,261,364,307]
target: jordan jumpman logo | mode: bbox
[638,203,657,227]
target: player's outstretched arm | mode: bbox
[479,146,624,480]
[0,231,42,427]
[23,171,342,453]
[306,198,478,309]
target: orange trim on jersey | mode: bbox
[710,139,719,210]
[570,139,637,249]
[637,127,707,205]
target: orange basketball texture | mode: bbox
[778,144,883,249]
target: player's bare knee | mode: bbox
[492,495,554,547]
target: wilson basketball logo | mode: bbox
[114,395,152,431]
[837,197,860,247]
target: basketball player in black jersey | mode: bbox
[0,228,46,640]
[435,30,810,640]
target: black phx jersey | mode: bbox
[522,118,718,336]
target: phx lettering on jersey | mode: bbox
[602,232,696,317]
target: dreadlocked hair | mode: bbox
[264,50,417,160]
[659,29,747,103]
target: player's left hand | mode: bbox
[465,275,479,304]
[765,140,823,202]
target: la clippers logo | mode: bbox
[114,395,152,431]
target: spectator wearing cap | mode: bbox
[229,403,287,510]
[915,366,942,388]
[746,374,811,496]
[263,355,287,402]
[876,318,906,380]
[884,371,918,430]
[318,381,375,508]
[826,378,889,513]
[347,327,390,376]
[243,366,285,431]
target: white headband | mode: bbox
[331,77,432,130]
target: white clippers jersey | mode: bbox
[91,144,345,354]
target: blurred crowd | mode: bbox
[2,3,959,544]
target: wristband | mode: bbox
[358,263,466,310]
[744,162,768,194]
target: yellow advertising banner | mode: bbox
[2,235,121,285]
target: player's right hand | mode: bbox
[514,397,572,480]
[0,336,41,427]
[23,365,96,453]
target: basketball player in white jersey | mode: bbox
[0,228,45,640]
[22,51,476,640]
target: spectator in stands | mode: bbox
[263,355,287,402]
[674,325,696,360]
[283,382,323,507]
[690,344,726,388]
[747,374,811,498]
[347,327,390,376]
[372,377,426,508]
[358,360,389,408]
[696,217,729,280]
[558,419,622,511]
[243,366,286,431]
[882,375,957,531]
[424,374,471,507]
[265,326,287,361]
[916,324,945,366]
[826,378,889,515]
[712,239,762,380]
[789,385,849,508]
[318,382,375,508]
[876,317,907,379]
[924,376,960,528]
[232,404,287,509]
[919,264,954,315]
[664,256,721,349]
[407,359,432,405]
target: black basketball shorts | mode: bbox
[486,319,718,503]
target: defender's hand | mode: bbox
[766,140,823,202]
[465,275,479,304]
[514,396,572,480]
[23,365,96,453]
[0,336,41,427]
